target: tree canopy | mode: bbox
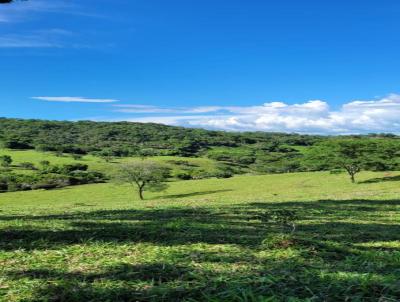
[116,160,171,200]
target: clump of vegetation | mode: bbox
[260,209,299,233]
[0,155,12,167]
[0,162,106,193]
[19,162,36,170]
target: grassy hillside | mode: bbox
[0,148,223,179]
[1,171,400,301]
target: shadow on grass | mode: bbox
[1,199,400,300]
[0,207,264,250]
[358,175,400,184]
[158,189,232,199]
[5,255,400,301]
[0,199,399,250]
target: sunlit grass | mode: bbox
[1,166,400,301]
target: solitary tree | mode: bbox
[307,139,395,183]
[0,155,12,167]
[116,160,170,200]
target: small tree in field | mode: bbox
[116,160,170,200]
[307,139,397,183]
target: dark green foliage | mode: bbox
[306,138,400,182]
[0,155,12,167]
[260,209,299,233]
[72,154,83,160]
[39,160,50,169]
[19,162,36,170]
[2,139,32,150]
[0,118,320,159]
[0,162,105,193]
[1,118,400,177]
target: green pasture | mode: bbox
[1,170,400,301]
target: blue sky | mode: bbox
[1,0,400,134]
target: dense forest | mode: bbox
[0,118,321,156]
[1,118,400,183]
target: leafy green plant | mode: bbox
[0,155,12,167]
[259,209,299,233]
[19,162,36,170]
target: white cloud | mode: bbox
[0,28,87,49]
[32,96,119,103]
[0,1,103,49]
[113,104,225,114]
[110,94,400,134]
[0,1,102,23]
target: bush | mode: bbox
[259,209,299,233]
[39,160,51,170]
[0,155,12,167]
[175,172,193,180]
[0,173,38,192]
[2,139,32,150]
[57,163,88,174]
[67,171,106,185]
[72,154,83,160]
[31,175,70,190]
[19,162,36,170]
[214,170,233,178]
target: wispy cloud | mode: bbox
[0,0,103,23]
[32,96,119,103]
[0,1,106,49]
[0,28,90,49]
[113,104,225,114]
[109,94,400,134]
[0,35,59,48]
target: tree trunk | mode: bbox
[138,188,144,200]
[350,173,355,183]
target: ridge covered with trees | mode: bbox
[0,118,320,157]
[1,117,400,193]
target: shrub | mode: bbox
[31,175,70,190]
[19,162,36,170]
[58,163,88,174]
[0,155,12,167]
[214,170,233,178]
[38,160,51,171]
[259,209,299,233]
[175,172,193,180]
[67,171,106,185]
[72,154,83,160]
[2,139,32,150]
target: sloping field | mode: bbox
[1,171,400,301]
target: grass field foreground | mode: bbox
[1,171,400,301]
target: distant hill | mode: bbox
[0,117,323,157]
[1,117,399,175]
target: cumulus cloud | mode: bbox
[32,96,119,103]
[113,94,400,134]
